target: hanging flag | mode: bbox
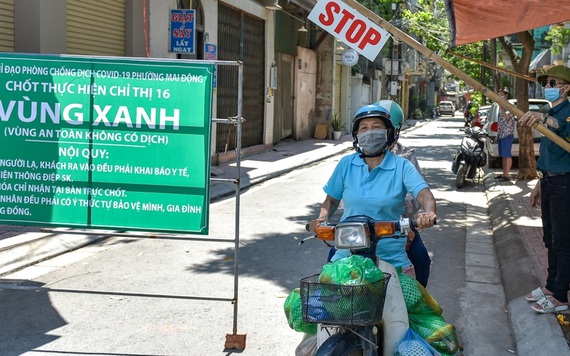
[444,0,570,47]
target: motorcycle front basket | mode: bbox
[299,272,391,326]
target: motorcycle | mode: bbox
[298,216,416,356]
[451,126,488,189]
[463,102,475,127]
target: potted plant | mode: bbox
[351,63,362,77]
[331,114,343,140]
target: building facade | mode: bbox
[0,0,394,163]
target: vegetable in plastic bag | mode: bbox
[318,254,383,285]
[305,289,331,322]
[399,273,460,355]
[400,273,442,315]
[284,288,317,334]
[409,313,459,355]
[317,255,385,320]
[395,327,441,356]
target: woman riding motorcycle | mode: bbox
[377,100,433,286]
[308,103,437,278]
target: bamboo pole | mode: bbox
[446,50,538,83]
[342,0,570,153]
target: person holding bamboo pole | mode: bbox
[518,65,570,313]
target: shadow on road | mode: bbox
[0,280,65,356]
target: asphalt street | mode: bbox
[0,114,568,355]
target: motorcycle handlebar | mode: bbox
[305,218,438,232]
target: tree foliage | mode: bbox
[357,0,401,57]
[545,25,570,55]
[398,0,489,85]
[357,0,399,20]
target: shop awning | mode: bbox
[444,0,570,47]
[529,49,550,71]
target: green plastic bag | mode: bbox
[318,255,383,285]
[284,288,317,334]
[409,314,459,356]
[317,255,385,322]
[400,273,443,315]
[399,273,460,355]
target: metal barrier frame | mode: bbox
[25,59,248,350]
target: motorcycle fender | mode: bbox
[315,332,360,356]
[451,151,462,174]
[377,260,409,356]
[467,165,478,179]
[317,325,340,349]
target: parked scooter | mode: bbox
[451,126,488,189]
[298,216,421,355]
[470,112,485,129]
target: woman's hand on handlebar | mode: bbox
[307,218,327,233]
[416,212,437,230]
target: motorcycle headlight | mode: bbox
[334,222,370,249]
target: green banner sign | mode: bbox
[0,53,213,234]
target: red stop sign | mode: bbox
[308,0,390,61]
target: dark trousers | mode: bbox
[541,175,570,303]
[326,228,432,287]
[407,231,431,287]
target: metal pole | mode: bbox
[232,62,243,335]
[224,61,246,350]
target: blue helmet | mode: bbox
[352,104,393,137]
[352,104,395,154]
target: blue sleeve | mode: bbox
[402,159,429,198]
[330,249,350,262]
[323,156,349,200]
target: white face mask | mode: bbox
[357,129,388,155]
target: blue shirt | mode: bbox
[323,151,429,268]
[537,100,570,173]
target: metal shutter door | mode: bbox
[216,3,265,151]
[0,0,14,52]
[67,0,125,56]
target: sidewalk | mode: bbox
[0,119,568,354]
[485,176,570,355]
[209,135,354,202]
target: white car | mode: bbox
[477,105,491,122]
[482,99,551,168]
[437,101,455,116]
